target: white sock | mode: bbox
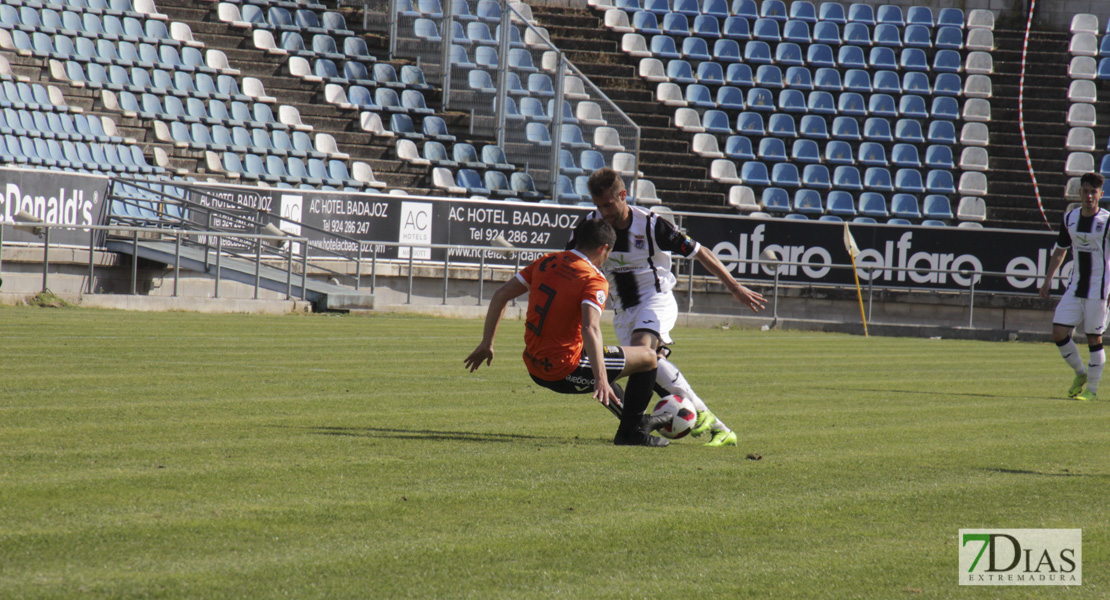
[655,357,706,410]
[1057,339,1086,375]
[1088,346,1105,394]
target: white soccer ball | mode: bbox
[650,395,697,439]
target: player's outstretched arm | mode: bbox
[694,246,766,312]
[1039,247,1067,299]
[465,277,528,372]
[581,304,619,406]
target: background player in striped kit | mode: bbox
[572,168,766,446]
[1039,172,1109,401]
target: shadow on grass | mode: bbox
[295,425,578,444]
[811,387,1058,401]
[983,468,1105,478]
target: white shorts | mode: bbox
[1054,294,1110,335]
[613,293,678,346]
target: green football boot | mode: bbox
[1068,373,1088,399]
[1074,389,1097,402]
[705,429,737,447]
[690,409,717,437]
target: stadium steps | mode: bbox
[981,29,1073,229]
[529,5,731,211]
[104,237,375,310]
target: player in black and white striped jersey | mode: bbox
[1040,172,1110,401]
[569,168,766,446]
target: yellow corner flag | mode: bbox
[842,223,869,337]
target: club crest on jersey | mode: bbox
[596,290,606,306]
[633,235,645,249]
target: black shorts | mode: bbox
[531,346,626,394]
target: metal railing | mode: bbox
[0,221,310,301]
[362,0,641,201]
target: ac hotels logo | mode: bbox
[959,529,1081,586]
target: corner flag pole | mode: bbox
[842,223,869,338]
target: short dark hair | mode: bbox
[586,167,624,199]
[1081,172,1105,189]
[572,218,615,252]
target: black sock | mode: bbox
[617,367,657,436]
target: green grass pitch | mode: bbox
[1,307,1107,599]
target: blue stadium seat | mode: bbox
[925,170,956,194]
[762,187,791,212]
[814,67,842,91]
[891,143,921,168]
[791,139,821,163]
[848,3,875,25]
[663,13,691,36]
[877,5,903,26]
[693,15,722,37]
[824,140,854,164]
[799,114,829,139]
[776,43,805,66]
[737,111,765,135]
[857,141,887,166]
[907,6,933,27]
[752,18,781,41]
[468,69,496,93]
[926,121,956,145]
[937,7,965,28]
[790,1,817,23]
[778,89,807,112]
[923,195,954,220]
[874,24,901,47]
[858,192,888,217]
[807,91,836,115]
[519,97,549,122]
[755,65,783,88]
[746,88,775,111]
[838,45,866,69]
[673,0,700,16]
[725,135,755,160]
[650,35,681,59]
[903,24,932,48]
[643,0,669,14]
[900,48,929,72]
[813,21,841,44]
[634,11,662,35]
[717,86,745,110]
[784,65,813,89]
[807,43,835,67]
[732,0,758,19]
[713,38,742,62]
[761,0,788,20]
[933,73,962,96]
[818,2,846,24]
[702,0,730,19]
[932,49,962,73]
[681,36,712,61]
[891,194,921,218]
[935,27,963,50]
[826,190,856,216]
[895,119,924,144]
[864,167,893,192]
[685,83,715,107]
[794,188,824,213]
[725,63,753,85]
[697,61,725,84]
[843,22,871,46]
[667,60,696,83]
[783,20,811,43]
[527,73,555,98]
[831,116,860,140]
[722,16,751,40]
[758,137,787,162]
[844,69,871,93]
[744,40,772,64]
[741,161,770,185]
[894,169,925,193]
[802,164,831,189]
[899,95,928,119]
[834,165,863,190]
[925,145,954,170]
[703,109,732,134]
[768,113,797,137]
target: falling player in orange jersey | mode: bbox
[465,218,671,446]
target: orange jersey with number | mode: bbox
[516,249,609,380]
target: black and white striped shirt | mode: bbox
[1056,207,1110,299]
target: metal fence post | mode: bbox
[254,237,262,299]
[548,54,567,202]
[477,253,485,306]
[495,0,512,148]
[406,251,415,304]
[300,243,308,301]
[442,252,450,304]
[440,0,454,109]
[131,230,138,295]
[173,232,181,297]
[42,226,50,292]
[215,235,222,298]
[87,229,95,295]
